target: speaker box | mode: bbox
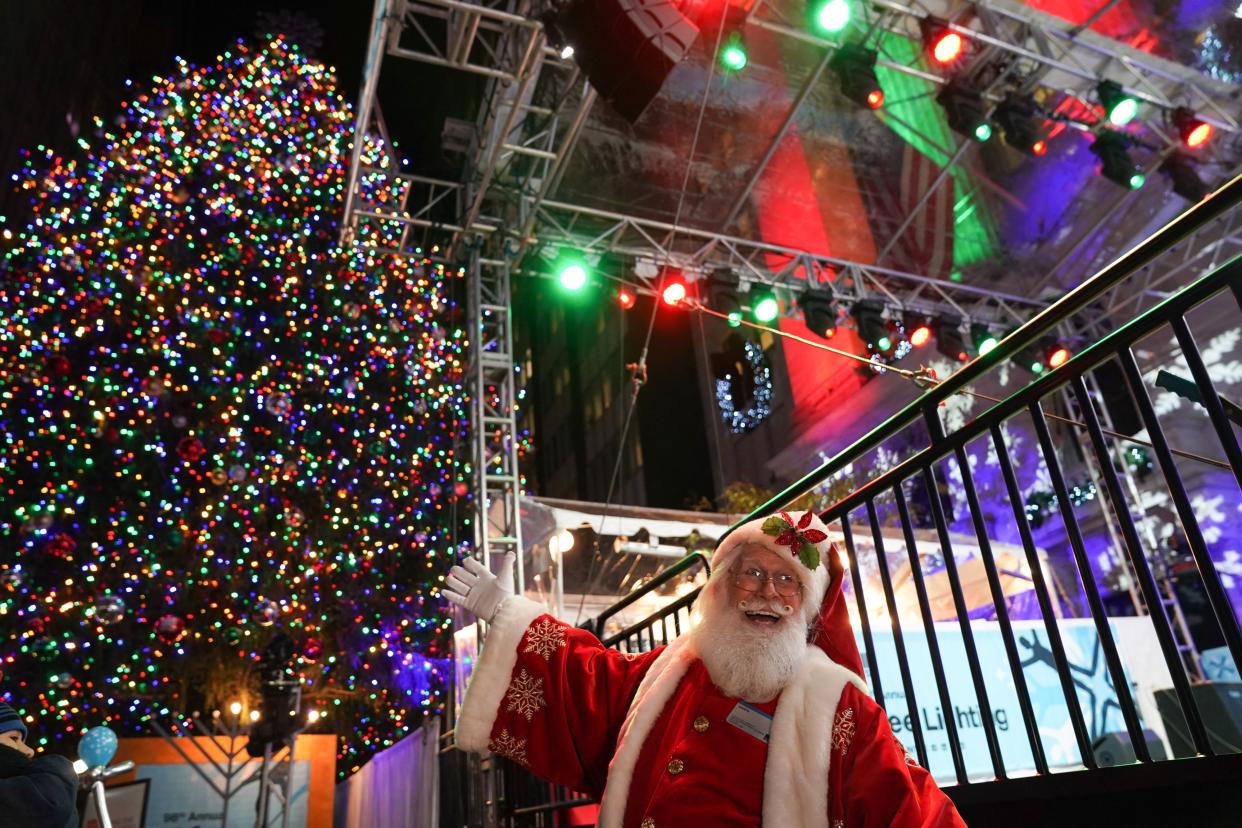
[1091,729,1167,766]
[559,0,699,122]
[1155,681,1242,757]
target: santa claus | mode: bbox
[444,509,967,827]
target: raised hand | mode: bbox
[442,552,515,622]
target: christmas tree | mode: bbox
[0,38,468,775]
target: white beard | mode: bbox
[688,579,809,702]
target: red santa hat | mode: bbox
[710,509,866,679]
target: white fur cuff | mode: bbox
[455,594,545,753]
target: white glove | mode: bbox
[442,552,515,622]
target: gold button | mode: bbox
[693,715,709,733]
[641,820,656,828]
[667,758,685,775]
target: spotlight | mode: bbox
[1097,80,1138,127]
[994,92,1049,156]
[720,30,748,71]
[904,313,932,348]
[558,260,588,291]
[934,316,969,362]
[799,286,838,340]
[1161,153,1211,202]
[617,285,637,309]
[853,299,889,352]
[829,43,884,109]
[750,288,780,323]
[661,272,688,306]
[1012,342,1046,375]
[1045,340,1071,369]
[937,81,991,142]
[708,267,744,327]
[1172,107,1212,149]
[921,18,965,65]
[812,0,851,33]
[1090,131,1144,190]
[972,323,999,356]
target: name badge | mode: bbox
[726,701,773,743]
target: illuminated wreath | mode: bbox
[714,339,773,433]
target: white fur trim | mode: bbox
[710,515,831,624]
[455,594,545,753]
[762,645,867,827]
[596,637,696,828]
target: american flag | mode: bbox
[895,141,955,279]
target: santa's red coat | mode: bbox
[456,596,966,828]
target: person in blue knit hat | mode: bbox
[0,699,79,828]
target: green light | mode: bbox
[753,296,779,322]
[1031,361,1044,374]
[720,33,748,71]
[727,311,743,327]
[815,0,851,33]
[876,336,892,351]
[974,123,992,142]
[978,336,999,355]
[1128,172,1145,190]
[558,263,587,291]
[1108,97,1139,127]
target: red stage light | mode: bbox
[957,350,968,362]
[617,286,636,309]
[1185,122,1212,149]
[1032,139,1047,156]
[931,32,964,64]
[662,280,687,306]
[1048,346,1070,368]
[909,325,932,347]
[866,89,884,109]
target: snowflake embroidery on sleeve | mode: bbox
[832,821,844,828]
[505,669,546,721]
[489,729,529,767]
[832,707,856,756]
[523,618,568,661]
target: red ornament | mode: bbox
[302,637,323,662]
[155,614,186,644]
[176,436,206,462]
[772,510,828,555]
[46,533,77,559]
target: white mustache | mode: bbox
[738,597,794,617]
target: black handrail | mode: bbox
[587,550,709,637]
[735,173,1242,531]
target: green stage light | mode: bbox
[727,310,743,327]
[1098,80,1138,127]
[876,335,892,351]
[720,32,748,71]
[815,0,851,33]
[752,293,780,322]
[974,122,992,142]
[978,335,998,355]
[558,262,587,291]
[1128,172,1145,190]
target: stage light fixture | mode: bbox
[853,299,890,352]
[937,82,991,142]
[994,93,1049,156]
[1172,107,1212,149]
[1097,80,1138,127]
[921,18,965,65]
[906,315,932,348]
[553,0,700,122]
[1161,153,1211,202]
[934,316,969,362]
[661,273,688,306]
[617,285,637,309]
[799,286,838,341]
[1090,131,1144,190]
[1045,340,1071,369]
[557,260,588,291]
[708,268,745,327]
[813,0,851,33]
[972,323,999,356]
[751,289,780,322]
[1011,342,1045,374]
[720,30,748,71]
[829,43,884,109]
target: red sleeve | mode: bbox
[830,685,967,828]
[455,595,661,797]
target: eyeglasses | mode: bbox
[731,566,802,597]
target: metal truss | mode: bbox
[467,249,525,586]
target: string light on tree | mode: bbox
[0,38,463,777]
